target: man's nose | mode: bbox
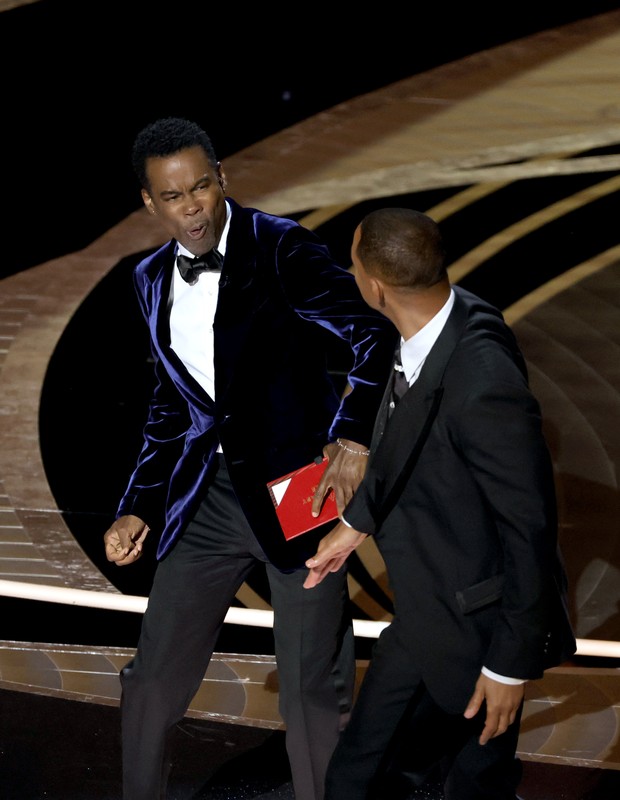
[180,192,203,214]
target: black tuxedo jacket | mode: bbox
[117,198,398,570]
[345,286,576,711]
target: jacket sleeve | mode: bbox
[274,223,398,446]
[115,271,190,527]
[450,342,566,678]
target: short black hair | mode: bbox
[131,117,219,190]
[357,207,447,288]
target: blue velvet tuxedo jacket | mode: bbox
[117,198,398,570]
[344,286,576,711]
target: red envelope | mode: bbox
[267,457,338,540]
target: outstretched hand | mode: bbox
[304,521,367,588]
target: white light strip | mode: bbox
[0,579,617,656]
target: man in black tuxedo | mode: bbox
[102,117,398,800]
[304,207,576,799]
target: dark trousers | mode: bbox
[325,623,523,800]
[120,457,355,800]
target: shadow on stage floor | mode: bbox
[3,686,620,800]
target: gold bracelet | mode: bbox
[336,438,370,457]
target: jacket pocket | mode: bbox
[456,574,505,614]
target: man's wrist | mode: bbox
[481,666,526,685]
[336,438,370,457]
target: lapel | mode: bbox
[142,240,216,411]
[212,199,265,409]
[140,200,263,413]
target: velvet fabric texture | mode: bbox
[117,198,398,569]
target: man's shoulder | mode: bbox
[452,286,518,346]
[134,241,174,272]
[447,301,528,386]
[453,285,503,321]
[229,197,309,240]
[131,242,175,295]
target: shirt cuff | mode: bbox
[482,666,526,685]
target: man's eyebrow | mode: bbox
[159,175,213,197]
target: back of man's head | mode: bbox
[357,207,447,289]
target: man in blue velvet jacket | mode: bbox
[102,117,398,800]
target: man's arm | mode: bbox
[276,224,398,448]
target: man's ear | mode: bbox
[370,277,387,309]
[142,189,156,214]
[217,163,227,193]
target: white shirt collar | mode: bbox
[400,288,455,384]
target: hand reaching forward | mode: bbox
[311,439,369,518]
[104,514,150,566]
[303,521,367,588]
[464,672,526,745]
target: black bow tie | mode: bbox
[177,249,224,284]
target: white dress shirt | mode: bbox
[169,202,231,454]
[169,201,232,398]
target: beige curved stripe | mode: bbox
[275,149,620,220]
[0,0,40,10]
[235,583,273,611]
[299,203,353,231]
[298,152,620,231]
[448,173,620,284]
[504,243,620,324]
[300,146,604,230]
[348,574,393,623]
[425,149,586,221]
